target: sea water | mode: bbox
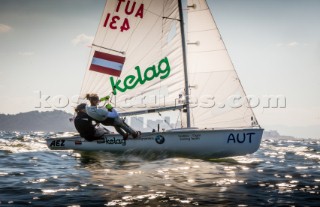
[0,131,319,206]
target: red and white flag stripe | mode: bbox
[89,51,125,77]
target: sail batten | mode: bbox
[119,104,186,117]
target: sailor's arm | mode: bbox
[107,108,119,118]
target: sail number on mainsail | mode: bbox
[103,0,144,32]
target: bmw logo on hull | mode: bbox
[155,135,165,144]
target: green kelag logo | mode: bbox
[110,57,170,95]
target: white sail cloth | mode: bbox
[80,0,184,113]
[79,0,259,130]
[186,0,258,128]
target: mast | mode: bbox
[178,0,191,128]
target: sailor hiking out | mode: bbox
[74,103,110,141]
[85,93,139,140]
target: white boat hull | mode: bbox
[46,128,263,158]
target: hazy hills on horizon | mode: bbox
[0,110,292,139]
[0,110,76,132]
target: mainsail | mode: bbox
[79,0,259,130]
[80,0,184,110]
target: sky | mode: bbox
[0,0,319,138]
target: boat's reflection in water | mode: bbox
[76,151,257,206]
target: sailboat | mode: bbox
[46,0,263,158]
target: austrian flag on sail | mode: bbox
[89,51,125,77]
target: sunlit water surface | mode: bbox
[0,131,319,206]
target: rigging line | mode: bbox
[188,28,218,33]
[190,106,195,127]
[158,112,173,129]
[188,69,233,74]
[162,16,180,21]
[188,8,209,13]
[164,0,177,17]
[175,111,182,128]
[144,0,175,19]
[188,49,227,54]
[92,44,125,54]
[145,9,163,18]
